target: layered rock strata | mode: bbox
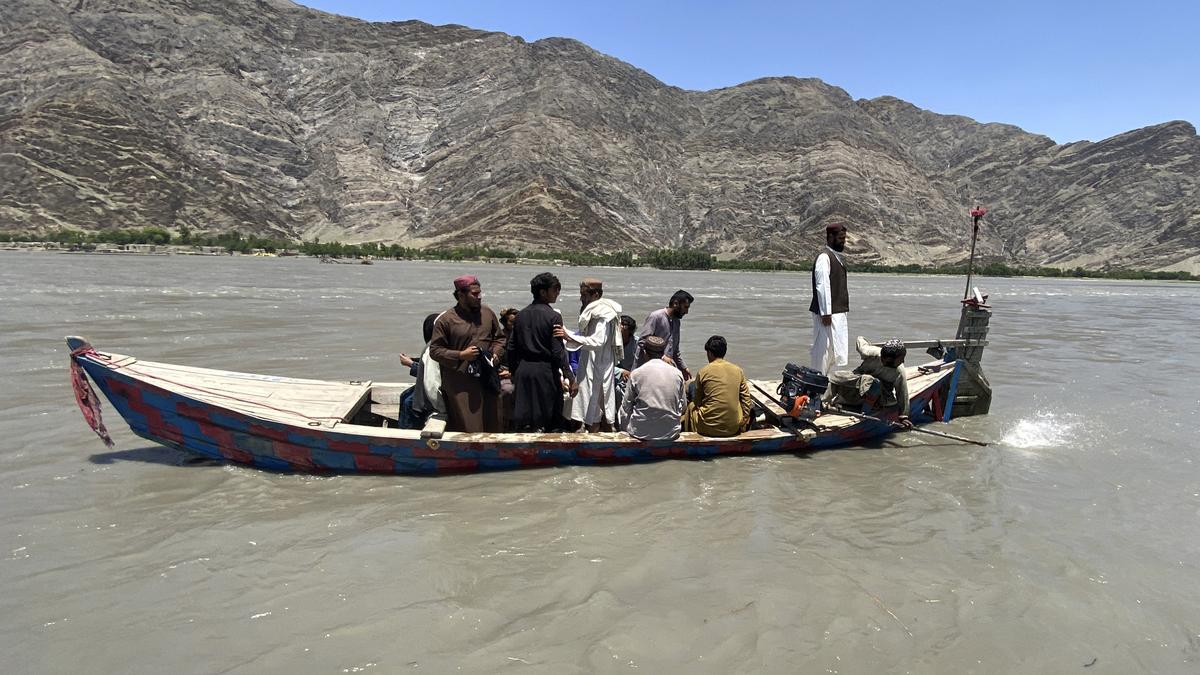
[2,0,1197,270]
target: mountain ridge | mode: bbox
[1,0,1197,271]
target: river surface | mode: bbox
[2,252,1198,674]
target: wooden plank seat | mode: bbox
[421,413,447,439]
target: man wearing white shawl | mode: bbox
[556,278,622,431]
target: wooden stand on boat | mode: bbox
[949,205,994,417]
[951,302,992,416]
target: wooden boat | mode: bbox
[65,328,984,475]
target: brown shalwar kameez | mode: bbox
[428,305,504,432]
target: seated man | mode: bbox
[397,313,443,429]
[683,335,752,437]
[825,337,913,429]
[614,314,637,410]
[619,335,686,441]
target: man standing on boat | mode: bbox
[634,290,693,380]
[509,272,577,431]
[620,336,686,441]
[429,275,505,432]
[556,278,622,432]
[810,223,849,374]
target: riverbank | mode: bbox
[3,244,1196,282]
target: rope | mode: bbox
[69,346,114,447]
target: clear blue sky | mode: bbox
[296,0,1198,144]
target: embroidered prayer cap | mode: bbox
[580,278,603,292]
[641,335,667,355]
[453,274,479,291]
[881,338,907,361]
[825,223,847,233]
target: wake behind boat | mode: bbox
[64,302,991,474]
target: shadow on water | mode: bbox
[89,445,224,468]
[85,443,845,475]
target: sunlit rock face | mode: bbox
[3,0,1197,270]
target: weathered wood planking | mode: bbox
[116,357,371,426]
[747,379,789,420]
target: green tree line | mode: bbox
[855,261,1196,281]
[2,229,1194,281]
[0,227,293,252]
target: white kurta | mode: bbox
[565,298,621,424]
[810,312,848,374]
[810,248,849,373]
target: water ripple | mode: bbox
[1000,410,1081,449]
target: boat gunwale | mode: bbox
[73,348,956,450]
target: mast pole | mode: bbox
[964,206,986,299]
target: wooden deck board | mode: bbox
[116,357,372,426]
[421,414,447,439]
[370,403,401,420]
[747,379,788,420]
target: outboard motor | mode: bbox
[777,363,829,422]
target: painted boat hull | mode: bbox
[68,339,961,475]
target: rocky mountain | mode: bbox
[2,0,1198,271]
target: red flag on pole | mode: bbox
[970,206,987,227]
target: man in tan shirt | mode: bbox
[684,335,753,437]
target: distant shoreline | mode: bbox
[6,226,1198,280]
[3,246,1195,282]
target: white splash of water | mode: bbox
[1001,410,1080,449]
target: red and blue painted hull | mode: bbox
[70,343,960,475]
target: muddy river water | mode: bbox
[2,253,1198,673]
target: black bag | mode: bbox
[467,350,502,394]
